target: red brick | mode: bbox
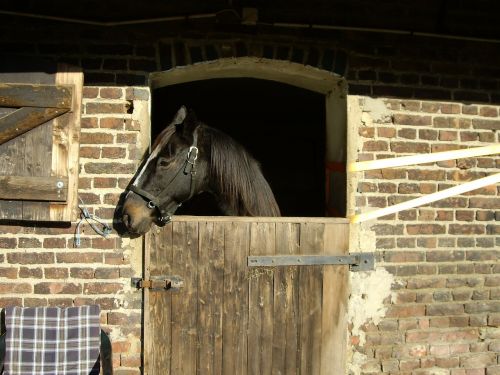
[408,169,445,181]
[100,117,125,129]
[391,141,429,153]
[0,283,32,293]
[43,238,67,248]
[449,224,485,235]
[407,224,445,235]
[426,303,464,316]
[472,118,500,130]
[81,117,98,129]
[84,162,137,175]
[45,268,69,279]
[79,146,101,159]
[80,132,114,144]
[94,177,118,188]
[84,283,123,294]
[387,304,426,318]
[100,88,123,99]
[439,130,458,141]
[34,282,81,294]
[8,253,54,264]
[393,114,432,126]
[57,252,103,263]
[363,140,388,151]
[83,87,99,99]
[19,267,43,278]
[86,102,128,114]
[0,238,16,248]
[101,147,126,159]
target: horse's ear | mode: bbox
[182,109,198,136]
[172,106,187,125]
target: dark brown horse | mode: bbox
[121,106,280,234]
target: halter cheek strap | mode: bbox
[129,131,199,224]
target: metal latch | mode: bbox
[247,252,374,272]
[131,275,184,292]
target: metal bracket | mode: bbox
[247,252,374,272]
[131,275,184,292]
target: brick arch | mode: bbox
[156,39,348,78]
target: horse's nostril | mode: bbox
[122,214,131,227]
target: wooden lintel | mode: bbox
[0,83,73,109]
[0,175,68,201]
[0,106,68,145]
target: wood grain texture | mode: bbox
[197,221,225,375]
[0,83,73,108]
[144,225,173,375]
[298,222,325,375]
[273,222,300,375]
[222,221,249,375]
[144,218,350,375]
[50,64,82,221]
[0,107,67,145]
[321,222,349,375]
[0,175,68,201]
[248,221,275,375]
[170,221,199,374]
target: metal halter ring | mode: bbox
[147,201,156,209]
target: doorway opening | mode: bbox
[152,78,330,217]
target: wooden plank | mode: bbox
[273,222,300,375]
[0,175,67,201]
[320,222,349,375]
[351,172,500,223]
[248,221,275,375]
[349,143,500,171]
[0,132,24,219]
[0,64,57,221]
[173,216,348,224]
[298,222,324,375]
[0,107,67,146]
[50,64,82,221]
[145,225,173,375]
[0,83,73,109]
[197,221,224,375]
[170,221,199,374]
[222,221,250,375]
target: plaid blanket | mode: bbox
[4,305,101,375]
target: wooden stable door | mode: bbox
[144,217,349,375]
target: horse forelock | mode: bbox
[207,127,280,216]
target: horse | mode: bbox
[121,106,280,234]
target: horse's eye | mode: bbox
[157,157,170,168]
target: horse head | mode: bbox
[121,106,209,234]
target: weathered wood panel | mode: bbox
[0,107,67,145]
[0,176,68,201]
[0,62,82,222]
[145,217,349,375]
[0,83,73,108]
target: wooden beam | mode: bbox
[0,106,68,145]
[0,175,68,201]
[0,83,73,109]
[351,172,500,223]
[349,144,500,172]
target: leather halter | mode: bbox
[128,132,199,224]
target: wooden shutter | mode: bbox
[0,61,82,221]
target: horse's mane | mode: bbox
[204,125,281,217]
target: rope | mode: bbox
[74,197,113,247]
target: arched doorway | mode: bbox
[149,57,347,217]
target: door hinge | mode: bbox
[131,275,184,292]
[247,252,374,272]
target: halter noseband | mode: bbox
[128,133,199,224]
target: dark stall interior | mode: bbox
[152,78,330,217]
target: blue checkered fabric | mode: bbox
[4,305,101,375]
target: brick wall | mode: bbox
[351,97,499,374]
[0,23,499,374]
[0,86,149,374]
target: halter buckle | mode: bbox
[187,146,198,164]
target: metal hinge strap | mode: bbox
[131,275,184,291]
[247,252,374,272]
